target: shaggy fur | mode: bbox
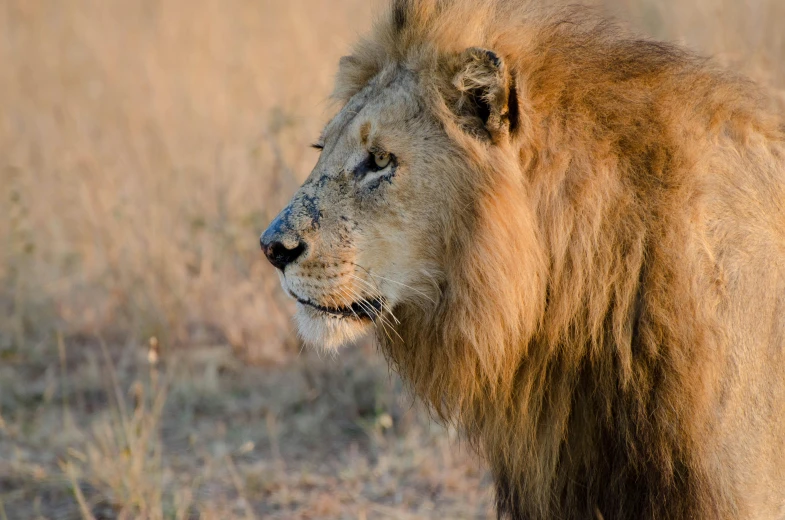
[261,1,785,518]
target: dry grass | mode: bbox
[1,338,492,519]
[0,0,782,518]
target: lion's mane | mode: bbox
[335,1,785,518]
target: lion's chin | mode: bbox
[294,303,372,350]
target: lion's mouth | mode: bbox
[289,290,383,320]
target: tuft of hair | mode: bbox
[335,1,785,519]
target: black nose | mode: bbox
[260,214,306,270]
[261,238,306,271]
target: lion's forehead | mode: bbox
[322,69,425,151]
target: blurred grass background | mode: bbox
[0,0,782,518]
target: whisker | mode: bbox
[338,285,375,319]
[342,288,379,320]
[364,272,438,305]
[331,290,363,322]
[346,274,401,325]
[344,286,404,345]
[342,258,438,306]
[334,287,390,347]
[340,286,396,344]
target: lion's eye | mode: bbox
[371,151,392,171]
[357,150,397,181]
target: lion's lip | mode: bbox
[289,290,383,320]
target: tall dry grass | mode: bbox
[0,0,376,363]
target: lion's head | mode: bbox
[261,24,544,354]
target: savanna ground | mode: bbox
[0,1,782,518]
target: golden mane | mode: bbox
[327,1,785,518]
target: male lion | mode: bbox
[260,1,785,518]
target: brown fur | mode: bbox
[262,1,785,518]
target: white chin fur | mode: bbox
[294,303,371,350]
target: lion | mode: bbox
[260,1,785,518]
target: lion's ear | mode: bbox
[451,47,517,142]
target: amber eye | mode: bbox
[371,151,392,170]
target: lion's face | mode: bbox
[261,68,456,348]
[262,46,518,348]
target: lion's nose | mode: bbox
[260,218,306,271]
[261,238,306,271]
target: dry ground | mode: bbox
[0,0,782,518]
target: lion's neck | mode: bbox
[381,209,723,518]
[383,305,719,518]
